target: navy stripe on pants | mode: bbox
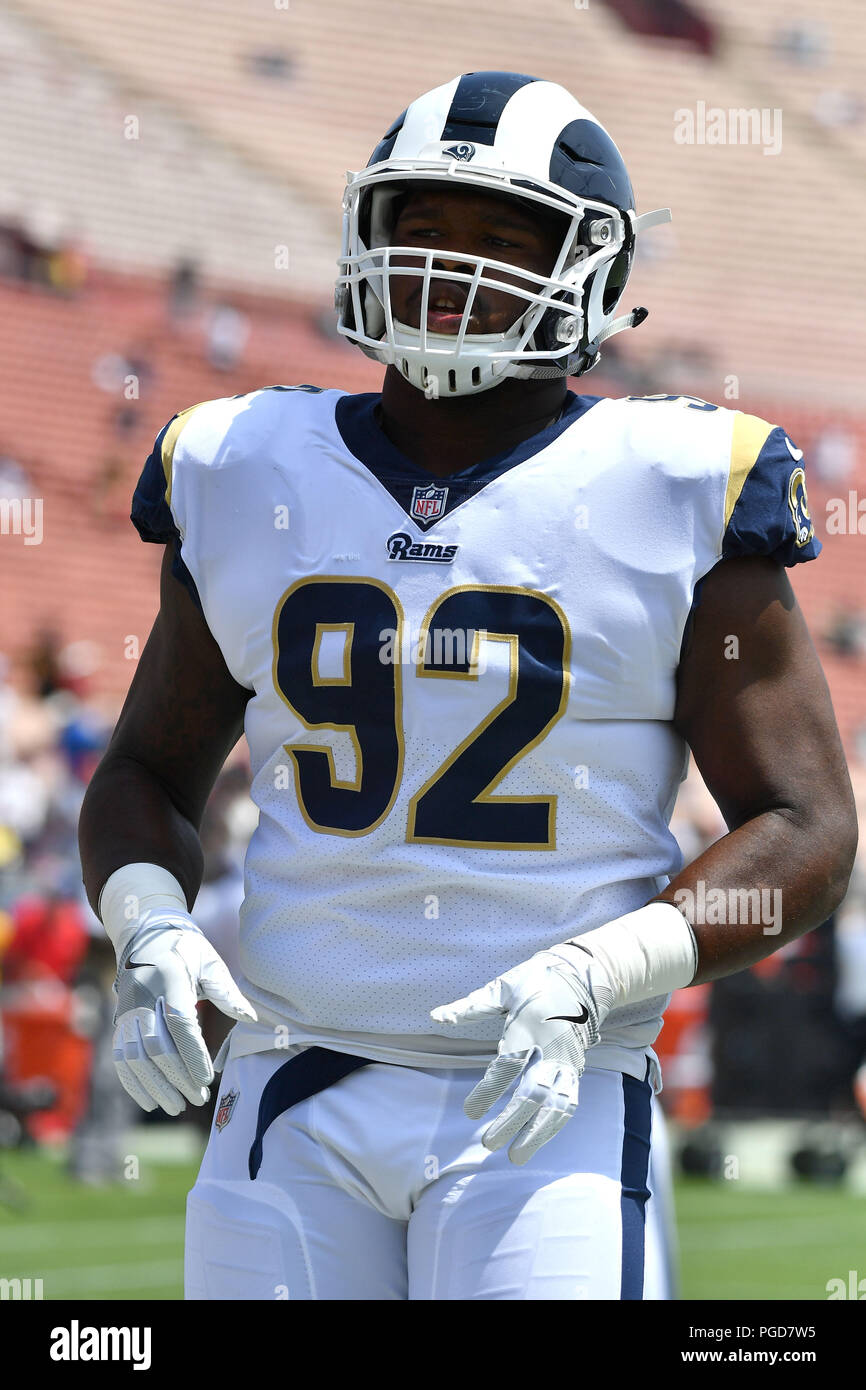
[619,1066,653,1300]
[248,1047,374,1180]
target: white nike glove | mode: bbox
[112,914,257,1116]
[431,943,615,1166]
[431,902,697,1166]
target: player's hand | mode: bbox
[112,920,256,1115]
[430,945,615,1166]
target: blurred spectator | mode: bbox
[55,640,102,701]
[91,351,130,395]
[0,748,53,847]
[244,50,295,82]
[92,452,129,522]
[3,885,90,987]
[811,423,857,486]
[206,302,250,371]
[773,21,830,66]
[0,452,33,501]
[824,604,866,660]
[0,221,33,280]
[28,628,67,699]
[0,212,88,292]
[45,236,88,295]
[168,256,200,326]
[0,872,97,1146]
[835,890,866,1020]
[813,90,864,129]
[57,704,109,785]
[602,0,717,56]
[0,653,15,762]
[91,349,153,520]
[91,347,153,400]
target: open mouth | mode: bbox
[425,308,465,333]
[410,283,478,335]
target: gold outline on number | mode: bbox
[412,620,487,680]
[406,584,572,851]
[271,576,405,838]
[311,622,354,686]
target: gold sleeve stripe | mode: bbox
[724,412,775,530]
[160,401,210,507]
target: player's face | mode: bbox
[388,185,568,336]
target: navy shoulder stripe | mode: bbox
[723,420,820,567]
[131,416,203,611]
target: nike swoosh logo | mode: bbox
[784,435,804,462]
[546,1008,590,1025]
[124,958,156,970]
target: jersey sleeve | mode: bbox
[131,407,205,609]
[722,414,821,566]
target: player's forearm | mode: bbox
[78,751,204,917]
[651,803,856,984]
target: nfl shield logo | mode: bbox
[215,1088,239,1131]
[410,484,448,531]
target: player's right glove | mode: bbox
[112,915,256,1115]
[432,901,698,1165]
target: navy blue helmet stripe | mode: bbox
[367,109,407,166]
[440,71,540,146]
[549,118,635,207]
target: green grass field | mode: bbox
[1,1148,864,1300]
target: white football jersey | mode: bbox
[133,385,819,1084]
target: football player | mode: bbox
[79,71,857,1300]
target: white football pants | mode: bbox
[185,1045,673,1300]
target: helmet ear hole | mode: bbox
[602,248,631,316]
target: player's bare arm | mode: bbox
[78,540,255,1116]
[654,554,858,980]
[79,539,251,914]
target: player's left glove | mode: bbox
[431,943,615,1166]
[431,901,698,1166]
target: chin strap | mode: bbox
[595,304,649,347]
[583,206,671,354]
[547,209,672,376]
[573,304,649,376]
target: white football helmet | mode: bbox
[335,71,671,397]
